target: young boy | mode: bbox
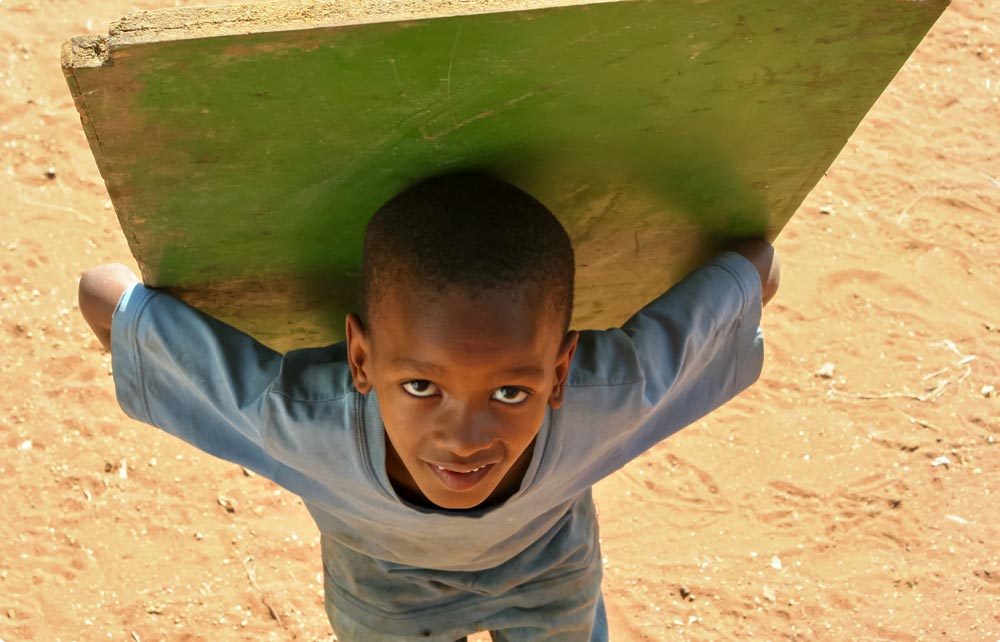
[79,172,779,642]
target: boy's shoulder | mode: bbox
[547,252,764,481]
[115,283,359,406]
[566,327,645,390]
[566,251,761,391]
[270,343,357,403]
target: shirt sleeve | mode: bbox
[111,283,286,479]
[563,251,764,474]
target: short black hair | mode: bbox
[361,171,574,330]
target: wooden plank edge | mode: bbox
[92,0,622,50]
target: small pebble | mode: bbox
[981,385,995,398]
[931,456,951,468]
[815,362,836,379]
[45,167,56,179]
[762,585,777,601]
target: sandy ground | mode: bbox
[1,0,998,640]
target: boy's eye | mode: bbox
[491,386,529,405]
[402,380,439,398]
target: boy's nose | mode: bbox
[433,401,497,457]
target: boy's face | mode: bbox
[346,284,578,511]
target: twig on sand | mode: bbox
[902,414,941,431]
[832,389,931,402]
[18,196,96,224]
[895,191,934,224]
[982,172,1000,188]
[830,367,972,403]
[920,367,949,382]
[240,555,284,627]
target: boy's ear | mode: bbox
[345,313,373,394]
[548,330,579,409]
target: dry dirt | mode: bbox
[1,1,998,641]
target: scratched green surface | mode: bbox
[65,0,947,351]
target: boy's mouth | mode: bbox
[426,462,496,491]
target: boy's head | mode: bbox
[359,171,574,331]
[346,171,578,510]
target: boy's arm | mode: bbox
[82,264,292,480]
[78,263,359,496]
[593,246,770,458]
[79,263,140,350]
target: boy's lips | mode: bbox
[425,462,496,491]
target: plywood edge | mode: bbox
[60,0,621,64]
[59,40,107,166]
[61,35,110,69]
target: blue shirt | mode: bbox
[111,251,764,638]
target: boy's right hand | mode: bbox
[79,263,140,350]
[728,239,780,306]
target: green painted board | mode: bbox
[63,0,947,352]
